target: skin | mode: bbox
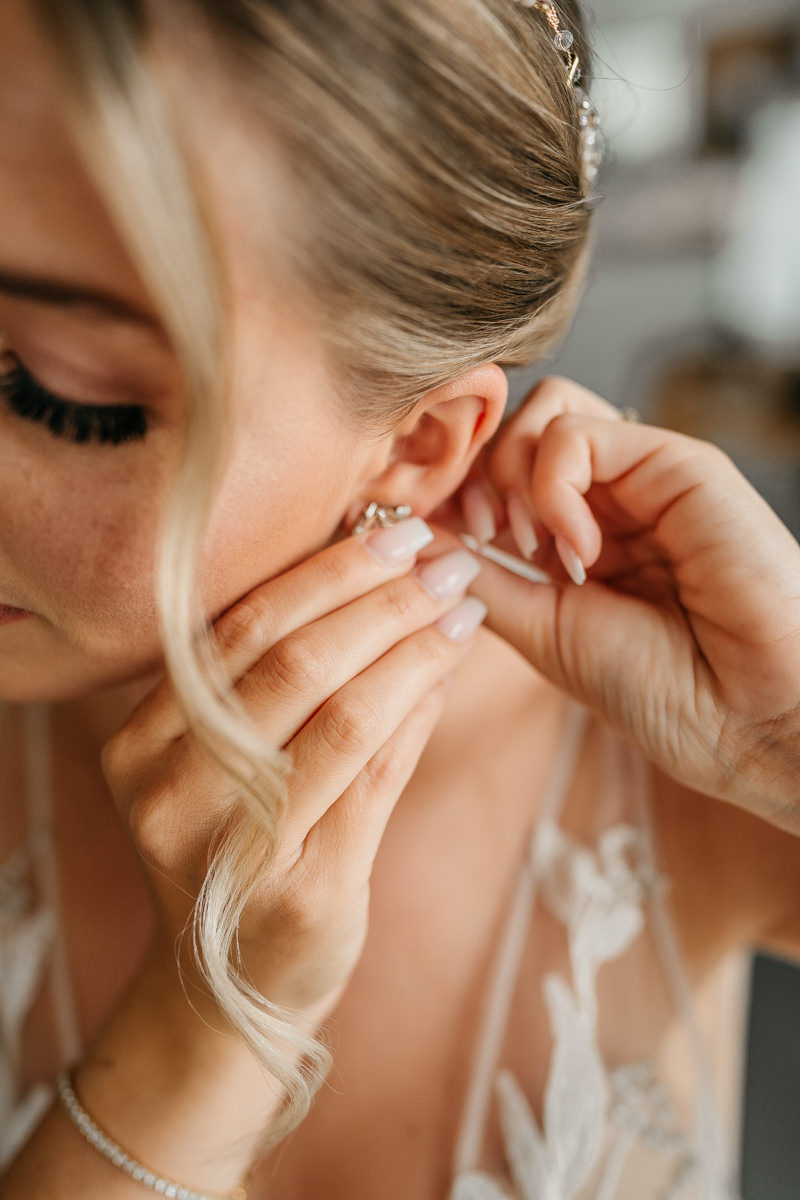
[0,0,391,703]
[0,5,513,1193]
[3,2,800,1198]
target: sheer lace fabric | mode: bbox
[0,827,56,1163]
[449,706,746,1200]
[0,701,748,1197]
[0,704,81,1166]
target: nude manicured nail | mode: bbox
[364,517,434,565]
[416,549,481,600]
[462,484,496,546]
[555,534,586,585]
[506,492,539,561]
[435,596,488,641]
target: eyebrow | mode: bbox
[0,268,166,338]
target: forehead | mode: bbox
[0,0,307,334]
[0,0,155,308]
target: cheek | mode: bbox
[0,402,368,699]
[197,424,362,617]
[4,450,167,657]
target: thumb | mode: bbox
[464,550,568,689]
[425,518,574,690]
[465,542,662,726]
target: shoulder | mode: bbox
[645,758,800,973]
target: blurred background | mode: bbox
[506,0,800,1195]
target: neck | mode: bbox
[29,627,556,779]
[46,672,164,761]
[404,626,561,790]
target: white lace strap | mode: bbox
[451,702,591,1175]
[629,741,739,1200]
[24,704,82,1067]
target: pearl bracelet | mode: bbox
[56,1070,249,1200]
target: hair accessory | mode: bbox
[352,501,413,535]
[56,1070,248,1200]
[515,0,603,188]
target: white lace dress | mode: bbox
[447,705,747,1200]
[0,703,81,1165]
[0,702,749,1198]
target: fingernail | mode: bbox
[555,535,586,585]
[506,492,539,560]
[435,596,488,641]
[363,516,434,566]
[415,549,481,600]
[462,484,496,546]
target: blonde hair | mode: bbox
[28,0,596,1151]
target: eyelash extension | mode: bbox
[0,360,148,446]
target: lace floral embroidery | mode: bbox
[450,820,708,1200]
[0,832,56,1164]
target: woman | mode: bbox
[1,0,799,1197]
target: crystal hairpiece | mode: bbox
[514,0,603,188]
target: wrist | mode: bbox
[56,1069,249,1200]
[72,934,330,1194]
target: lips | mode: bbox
[0,602,31,624]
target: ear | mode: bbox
[344,363,507,529]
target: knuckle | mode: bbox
[524,376,573,417]
[313,544,354,591]
[526,375,561,404]
[263,873,317,932]
[540,375,605,410]
[698,438,733,471]
[544,410,577,439]
[668,432,732,477]
[362,740,408,792]
[99,727,132,784]
[127,779,182,867]
[507,379,562,433]
[317,693,382,757]
[215,596,274,663]
[598,397,624,418]
[266,632,330,697]
[375,576,419,622]
[411,627,452,671]
[261,836,314,903]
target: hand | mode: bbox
[8,531,485,1199]
[444,376,800,835]
[100,522,485,1018]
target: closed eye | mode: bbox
[0,358,149,446]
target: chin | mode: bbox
[0,623,165,705]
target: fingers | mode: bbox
[106,536,486,846]
[526,414,713,569]
[233,547,483,750]
[482,375,622,514]
[458,549,564,684]
[489,375,621,490]
[215,518,436,678]
[282,612,478,849]
[462,403,797,638]
[459,380,715,581]
[456,377,637,558]
[506,491,539,561]
[301,680,449,885]
[460,481,502,546]
[120,518,437,747]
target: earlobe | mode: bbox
[354,363,507,520]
